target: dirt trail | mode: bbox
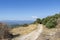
[12,24,43,40]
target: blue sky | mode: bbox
[0,0,60,20]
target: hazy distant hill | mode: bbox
[0,20,34,25]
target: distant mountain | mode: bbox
[0,20,34,25]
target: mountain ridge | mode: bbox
[0,20,34,25]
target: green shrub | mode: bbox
[46,18,57,29]
[42,13,60,25]
[34,18,42,24]
[23,24,28,27]
[42,16,53,25]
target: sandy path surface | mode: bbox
[12,24,43,40]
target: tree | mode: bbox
[35,18,42,24]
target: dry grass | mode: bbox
[43,25,60,34]
[10,24,37,35]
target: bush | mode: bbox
[23,24,28,27]
[42,16,52,25]
[34,18,42,24]
[46,18,57,29]
[42,13,60,25]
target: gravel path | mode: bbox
[12,24,43,40]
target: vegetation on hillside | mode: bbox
[23,24,28,27]
[33,18,42,24]
[34,13,60,29]
[10,24,29,29]
[43,13,60,28]
[45,18,57,28]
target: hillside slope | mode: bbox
[36,13,60,40]
[37,18,60,40]
[10,24,37,35]
[12,24,43,40]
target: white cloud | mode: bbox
[32,16,38,19]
